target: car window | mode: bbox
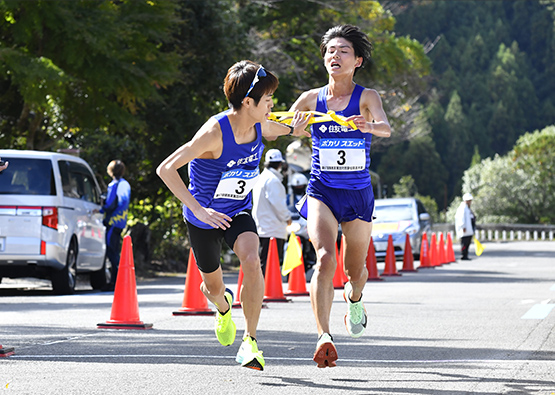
[58,160,100,204]
[374,204,414,222]
[416,200,426,215]
[0,158,56,195]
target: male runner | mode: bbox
[157,60,310,370]
[289,25,391,367]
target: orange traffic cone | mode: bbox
[418,232,433,269]
[366,237,383,281]
[339,235,349,284]
[264,238,290,302]
[173,249,215,316]
[286,236,309,296]
[382,235,401,276]
[438,232,448,265]
[333,243,346,289]
[446,233,456,263]
[232,264,244,308]
[429,233,439,267]
[0,344,15,357]
[400,233,417,272]
[98,235,153,329]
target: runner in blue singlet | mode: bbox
[289,25,392,368]
[157,60,311,371]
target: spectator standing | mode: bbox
[101,160,131,291]
[252,149,292,275]
[455,192,476,260]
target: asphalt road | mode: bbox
[1,241,555,395]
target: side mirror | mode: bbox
[419,213,431,221]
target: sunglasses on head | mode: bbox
[244,66,267,99]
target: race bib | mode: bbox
[214,168,259,200]
[320,138,365,172]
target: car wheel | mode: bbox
[51,239,77,295]
[90,253,112,290]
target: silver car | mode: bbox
[0,150,110,294]
[371,197,432,260]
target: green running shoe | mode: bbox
[343,281,367,338]
[215,288,236,346]
[235,336,265,371]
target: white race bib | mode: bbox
[320,138,365,172]
[214,168,259,200]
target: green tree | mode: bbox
[0,0,180,151]
[458,125,555,224]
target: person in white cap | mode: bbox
[455,192,476,260]
[252,148,292,275]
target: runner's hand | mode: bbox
[195,207,232,230]
[290,111,312,137]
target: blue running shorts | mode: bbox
[303,178,375,224]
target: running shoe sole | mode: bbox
[313,341,338,368]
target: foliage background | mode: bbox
[1,0,554,268]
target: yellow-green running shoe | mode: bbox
[235,336,265,371]
[215,288,236,346]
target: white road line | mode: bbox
[521,304,555,319]
[10,355,555,365]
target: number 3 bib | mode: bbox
[320,138,365,172]
[214,168,259,200]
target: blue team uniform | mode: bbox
[185,110,264,229]
[305,84,375,223]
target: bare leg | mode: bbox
[233,231,264,339]
[307,197,339,336]
[341,219,372,301]
[200,268,229,314]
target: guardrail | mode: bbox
[432,223,555,242]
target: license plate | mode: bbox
[0,237,4,252]
[373,241,387,251]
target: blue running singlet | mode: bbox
[184,111,264,229]
[310,84,372,189]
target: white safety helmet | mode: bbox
[462,193,473,201]
[291,173,308,187]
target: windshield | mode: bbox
[374,204,414,223]
[0,158,56,195]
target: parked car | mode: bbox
[371,198,432,260]
[0,150,110,294]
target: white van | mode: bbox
[0,150,110,294]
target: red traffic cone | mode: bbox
[264,238,290,302]
[173,249,215,316]
[339,235,349,284]
[232,264,244,308]
[366,237,383,281]
[98,235,153,329]
[382,235,401,276]
[0,344,15,357]
[418,232,433,269]
[333,243,346,289]
[400,233,417,272]
[429,233,440,267]
[446,232,456,263]
[286,236,309,296]
[438,232,448,265]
